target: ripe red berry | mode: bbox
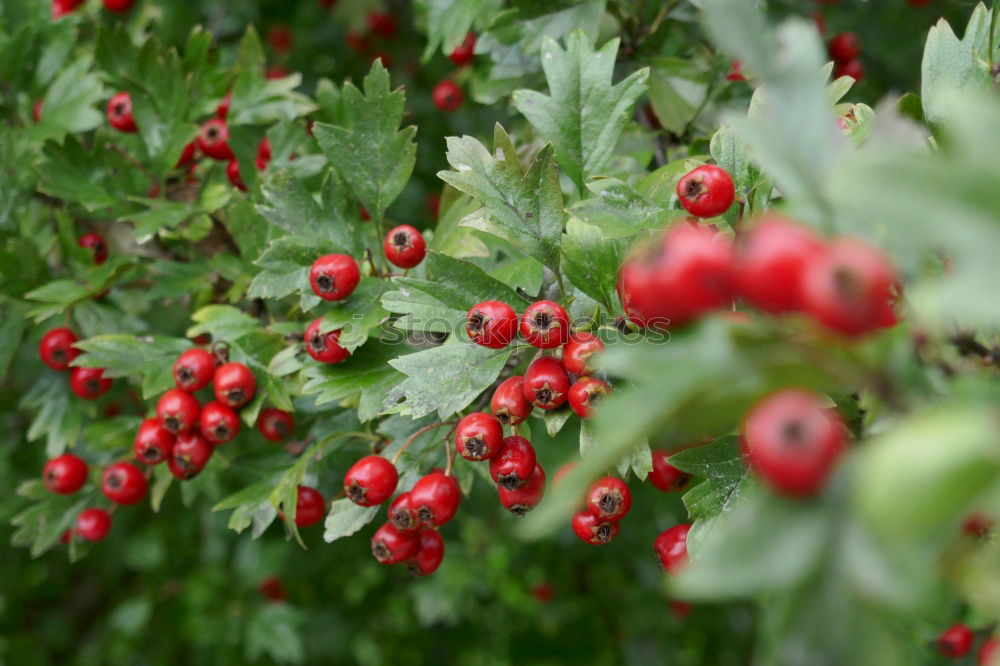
[75,508,111,542]
[736,216,823,314]
[906,0,932,6]
[404,529,445,576]
[226,159,246,191]
[367,12,398,39]
[801,237,897,337]
[586,476,631,521]
[449,33,476,67]
[654,524,691,575]
[78,232,109,264]
[676,165,735,218]
[571,511,620,545]
[454,411,503,461]
[520,300,570,349]
[491,376,531,426]
[726,59,745,82]
[107,92,137,132]
[383,225,427,269]
[103,0,134,12]
[568,377,610,419]
[649,451,691,492]
[388,492,419,533]
[962,513,993,538]
[293,485,326,528]
[432,81,463,112]
[523,356,570,410]
[70,367,112,400]
[197,118,233,160]
[371,522,420,564]
[489,436,537,490]
[199,401,241,444]
[176,141,197,168]
[267,24,293,53]
[256,137,271,171]
[304,318,350,364]
[562,333,604,375]
[309,254,360,301]
[344,455,398,506]
[173,348,216,392]
[157,388,201,433]
[498,463,546,516]
[833,59,865,82]
[409,472,461,527]
[39,327,79,371]
[980,639,998,666]
[214,362,255,409]
[133,418,175,464]
[346,31,369,54]
[617,222,735,329]
[938,624,974,658]
[741,388,847,496]
[257,407,294,442]
[258,576,287,602]
[101,462,148,505]
[828,32,861,63]
[466,301,518,349]
[216,92,232,120]
[168,431,214,480]
[32,98,44,122]
[43,453,88,494]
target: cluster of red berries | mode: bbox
[620,166,898,337]
[432,33,477,113]
[344,456,454,575]
[52,0,133,19]
[343,11,399,70]
[827,31,863,82]
[936,624,999,664]
[39,327,112,400]
[566,470,633,546]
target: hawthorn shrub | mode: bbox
[2,0,1000,664]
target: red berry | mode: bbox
[586,476,631,521]
[523,356,570,410]
[454,412,503,461]
[828,32,861,63]
[568,377,610,419]
[266,65,289,80]
[962,513,993,538]
[103,0,134,12]
[617,222,735,329]
[304,318,350,364]
[740,388,847,496]
[267,24,293,53]
[197,118,233,160]
[654,524,691,575]
[213,362,255,409]
[426,192,441,218]
[309,253,360,301]
[676,165,735,218]
[226,159,246,191]
[498,463,546,516]
[39,327,79,371]
[216,92,232,120]
[449,33,476,67]
[736,216,823,314]
[359,206,371,221]
[107,92,137,132]
[367,12,398,39]
[346,31,369,54]
[33,98,44,122]
[78,232,109,264]
[833,59,865,82]
[157,388,201,433]
[571,511,620,545]
[726,59,745,82]
[70,367,112,400]
[562,333,604,375]
[491,376,531,426]
[532,582,554,603]
[319,0,337,8]
[980,639,999,666]
[43,453,88,494]
[938,624,975,658]
[199,401,241,444]
[466,301,518,349]
[409,472,461,526]
[258,576,287,602]
[489,436,537,490]
[388,492,419,533]
[383,225,427,269]
[256,137,271,171]
[520,300,570,349]
[133,418,175,464]
[168,431,214,480]
[257,407,294,442]
[176,141,197,168]
[801,237,897,337]
[173,348,216,392]
[432,81,463,112]
[371,522,420,564]
[101,462,148,505]
[344,455,398,506]
[75,508,111,542]
[906,0,932,6]
[404,529,445,576]
[293,485,326,528]
[649,451,691,492]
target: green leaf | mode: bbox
[73,335,192,400]
[187,305,261,342]
[567,177,675,239]
[247,236,352,302]
[244,604,304,664]
[420,0,502,61]
[19,374,84,457]
[213,479,277,534]
[27,54,104,143]
[301,342,404,422]
[670,436,751,522]
[319,278,389,351]
[323,498,379,543]
[440,124,563,270]
[313,61,416,221]
[561,217,628,309]
[257,170,364,255]
[544,408,574,437]
[646,56,711,136]
[382,340,511,419]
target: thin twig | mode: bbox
[391,421,456,465]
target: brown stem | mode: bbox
[391,421,456,465]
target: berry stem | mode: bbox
[444,431,454,477]
[391,421,456,465]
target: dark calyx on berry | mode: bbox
[391,231,411,249]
